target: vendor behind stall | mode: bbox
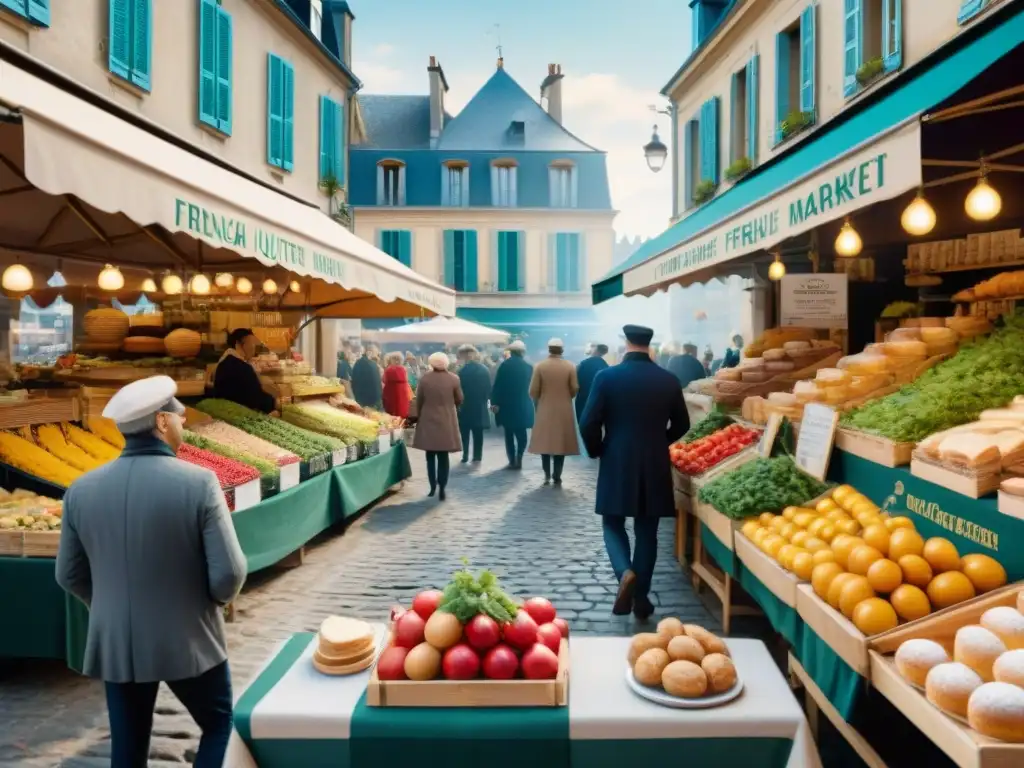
[213,328,278,415]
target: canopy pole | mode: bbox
[923,83,1024,122]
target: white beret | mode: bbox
[547,338,564,348]
[102,375,185,428]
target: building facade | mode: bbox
[350,58,616,352]
[0,0,359,218]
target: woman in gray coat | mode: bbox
[413,351,464,500]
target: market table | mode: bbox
[227,633,822,768]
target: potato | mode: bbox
[667,635,705,664]
[701,653,738,693]
[684,625,729,656]
[633,648,670,686]
[404,642,441,681]
[627,632,669,665]
[424,611,463,650]
[657,617,686,639]
[662,660,708,698]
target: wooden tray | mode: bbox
[365,635,569,708]
[0,392,80,430]
[0,530,23,556]
[734,533,801,608]
[910,453,1002,499]
[22,530,59,557]
[835,427,915,467]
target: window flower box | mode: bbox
[694,179,717,206]
[724,157,752,183]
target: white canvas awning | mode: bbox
[0,56,454,318]
[364,317,511,344]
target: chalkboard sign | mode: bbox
[796,403,840,481]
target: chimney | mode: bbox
[540,63,564,124]
[428,55,449,149]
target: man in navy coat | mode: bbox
[580,325,689,620]
[490,340,534,469]
[575,343,609,423]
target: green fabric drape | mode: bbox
[700,522,737,578]
[736,563,803,648]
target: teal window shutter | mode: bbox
[398,231,412,267]
[440,165,451,206]
[516,231,526,291]
[27,0,48,26]
[568,233,581,292]
[729,73,739,165]
[464,231,479,292]
[843,0,861,96]
[282,61,295,172]
[109,0,130,81]
[683,119,694,208]
[460,166,469,206]
[958,0,986,25]
[215,5,232,134]
[497,231,508,291]
[267,54,283,167]
[746,54,759,164]
[198,0,217,128]
[320,96,342,183]
[775,32,789,142]
[799,5,816,116]
[130,0,151,90]
[698,102,708,182]
[319,96,332,181]
[443,230,456,288]
[337,98,346,185]
[883,0,902,72]
[709,96,720,185]
[547,234,557,291]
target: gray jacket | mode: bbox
[55,442,247,684]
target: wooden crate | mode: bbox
[997,490,1024,520]
[734,533,801,608]
[0,392,80,430]
[835,427,915,467]
[0,530,23,556]
[910,453,1001,499]
[22,530,59,558]
[366,636,569,707]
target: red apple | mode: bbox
[412,589,444,621]
[536,623,563,654]
[482,644,519,680]
[502,611,539,651]
[465,614,501,651]
[376,646,409,680]
[394,610,426,648]
[522,597,557,625]
[442,643,480,680]
[553,617,570,637]
[521,643,559,680]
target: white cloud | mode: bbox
[372,43,395,56]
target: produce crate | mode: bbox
[0,530,23,556]
[290,385,345,398]
[21,530,59,557]
[910,452,1002,499]
[734,533,801,608]
[366,635,569,708]
[346,444,359,463]
[998,490,1024,520]
[835,427,915,467]
[300,453,332,481]
[0,391,80,429]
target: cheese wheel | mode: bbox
[763,348,788,361]
[838,354,889,375]
[887,328,922,342]
[767,392,798,407]
[882,341,928,358]
[920,327,958,345]
[815,368,851,388]
[896,638,950,687]
[783,340,811,352]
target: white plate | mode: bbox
[625,666,744,709]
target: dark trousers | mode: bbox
[503,427,527,464]
[425,451,450,490]
[602,516,661,600]
[105,660,233,768]
[460,423,483,461]
[541,454,565,480]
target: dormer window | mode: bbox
[377,160,406,206]
[491,159,517,208]
[507,121,525,146]
[549,161,578,208]
[311,0,323,40]
[442,160,470,207]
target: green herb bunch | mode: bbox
[683,410,734,443]
[438,561,520,624]
[698,456,830,520]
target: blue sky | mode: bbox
[349,0,692,239]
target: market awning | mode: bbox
[455,306,600,329]
[0,55,454,318]
[363,316,511,345]
[593,4,1024,303]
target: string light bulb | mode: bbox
[289,280,301,293]
[97,264,125,291]
[189,274,211,295]
[901,191,937,236]
[262,278,278,294]
[140,277,157,293]
[965,170,1002,221]
[235,276,252,294]
[834,218,863,257]
[214,272,234,288]
[1,263,33,293]
[162,274,183,295]
[768,254,786,281]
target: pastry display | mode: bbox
[967,682,1024,742]
[895,639,950,687]
[313,616,378,675]
[954,625,1007,682]
[666,635,705,664]
[661,660,708,698]
[626,623,736,702]
[925,662,984,718]
[700,653,738,694]
[994,649,1024,687]
[981,606,1024,650]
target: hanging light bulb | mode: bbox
[97,264,125,291]
[289,280,301,293]
[190,274,211,295]
[262,278,278,294]
[1,263,34,292]
[162,274,183,295]
[834,218,863,258]
[214,272,234,288]
[235,276,253,294]
[140,277,158,293]
[768,254,786,281]
[901,191,937,236]
[965,170,1002,221]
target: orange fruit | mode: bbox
[794,512,816,529]
[771,516,789,533]
[839,575,876,618]
[816,498,838,515]
[763,535,785,558]
[885,516,915,532]
[828,572,860,610]
[812,562,845,599]
[791,551,815,581]
[890,584,931,622]
[926,571,976,610]
[817,523,837,543]
[803,537,828,554]
[779,522,798,541]
[847,545,885,576]
[777,544,799,571]
[827,509,851,523]
[832,536,864,569]
[837,518,862,536]
[813,549,837,566]
[898,554,933,588]
[852,598,899,635]
[866,558,902,593]
[923,538,961,573]
[888,529,925,561]
[782,506,800,521]
[759,512,777,528]
[791,531,811,548]
[861,524,891,556]
[741,520,760,539]
[752,528,770,546]
[960,554,1008,593]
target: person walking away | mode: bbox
[336,348,355,400]
[722,334,744,369]
[457,345,491,463]
[667,343,709,389]
[528,338,580,485]
[56,376,246,768]
[212,328,278,415]
[381,351,412,419]
[575,343,609,423]
[490,340,533,469]
[404,351,420,392]
[580,325,688,620]
[412,352,463,500]
[352,346,383,408]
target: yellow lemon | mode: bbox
[817,523,837,543]
[752,527,770,547]
[790,531,811,548]
[897,554,933,588]
[816,498,839,516]
[851,500,881,517]
[833,536,865,569]
[741,520,761,539]
[803,537,828,555]
[791,551,816,581]
[812,562,846,600]
[848,545,885,576]
[779,522,798,541]
[813,549,837,566]
[852,598,899,635]
[832,485,856,506]
[866,558,902,593]
[890,584,931,622]
[885,516,915,532]
[771,516,789,533]
[807,518,829,538]
[827,509,851,523]
[927,571,976,610]
[794,512,816,529]
[759,512,777,528]
[782,506,800,521]
[861,524,891,556]
[837,518,862,536]
[839,575,876,618]
[777,544,799,571]
[888,528,924,561]
[828,573,860,610]
[960,554,1008,593]
[923,538,961,574]
[856,512,882,529]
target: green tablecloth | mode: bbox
[701,522,738,578]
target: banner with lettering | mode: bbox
[622,120,922,296]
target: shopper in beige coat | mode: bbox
[528,338,580,485]
[412,352,463,500]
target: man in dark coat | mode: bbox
[575,343,609,423]
[457,345,491,463]
[667,343,709,389]
[580,324,689,621]
[212,328,277,414]
[490,340,534,469]
[351,347,383,409]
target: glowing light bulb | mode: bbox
[98,264,124,291]
[141,278,158,293]
[190,274,211,295]
[289,280,301,293]
[768,257,786,281]
[262,278,278,294]
[834,220,863,258]
[162,274,183,295]
[235,277,252,294]
[901,194,937,236]
[965,177,1002,222]
[215,272,234,288]
[2,264,33,292]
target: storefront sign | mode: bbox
[780,273,848,329]
[882,480,1000,552]
[624,121,922,295]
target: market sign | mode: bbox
[623,120,922,296]
[780,273,848,329]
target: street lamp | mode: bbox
[644,125,668,173]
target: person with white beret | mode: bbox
[55,375,247,768]
[490,339,534,468]
[527,338,580,484]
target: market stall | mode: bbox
[361,316,512,346]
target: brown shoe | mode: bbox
[612,570,636,616]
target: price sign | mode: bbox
[232,479,261,511]
[758,413,783,458]
[279,462,300,490]
[333,449,347,467]
[795,403,840,481]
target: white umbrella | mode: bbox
[364,316,510,345]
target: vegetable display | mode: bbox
[698,456,830,520]
[682,410,734,444]
[670,424,759,475]
[281,402,379,445]
[0,431,81,487]
[842,313,1024,442]
[195,399,343,459]
[177,443,261,489]
[438,565,521,624]
[188,420,300,466]
[36,424,103,472]
[86,417,126,449]
[0,489,62,532]
[64,423,121,462]
[182,431,278,479]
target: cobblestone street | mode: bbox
[1,435,727,766]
